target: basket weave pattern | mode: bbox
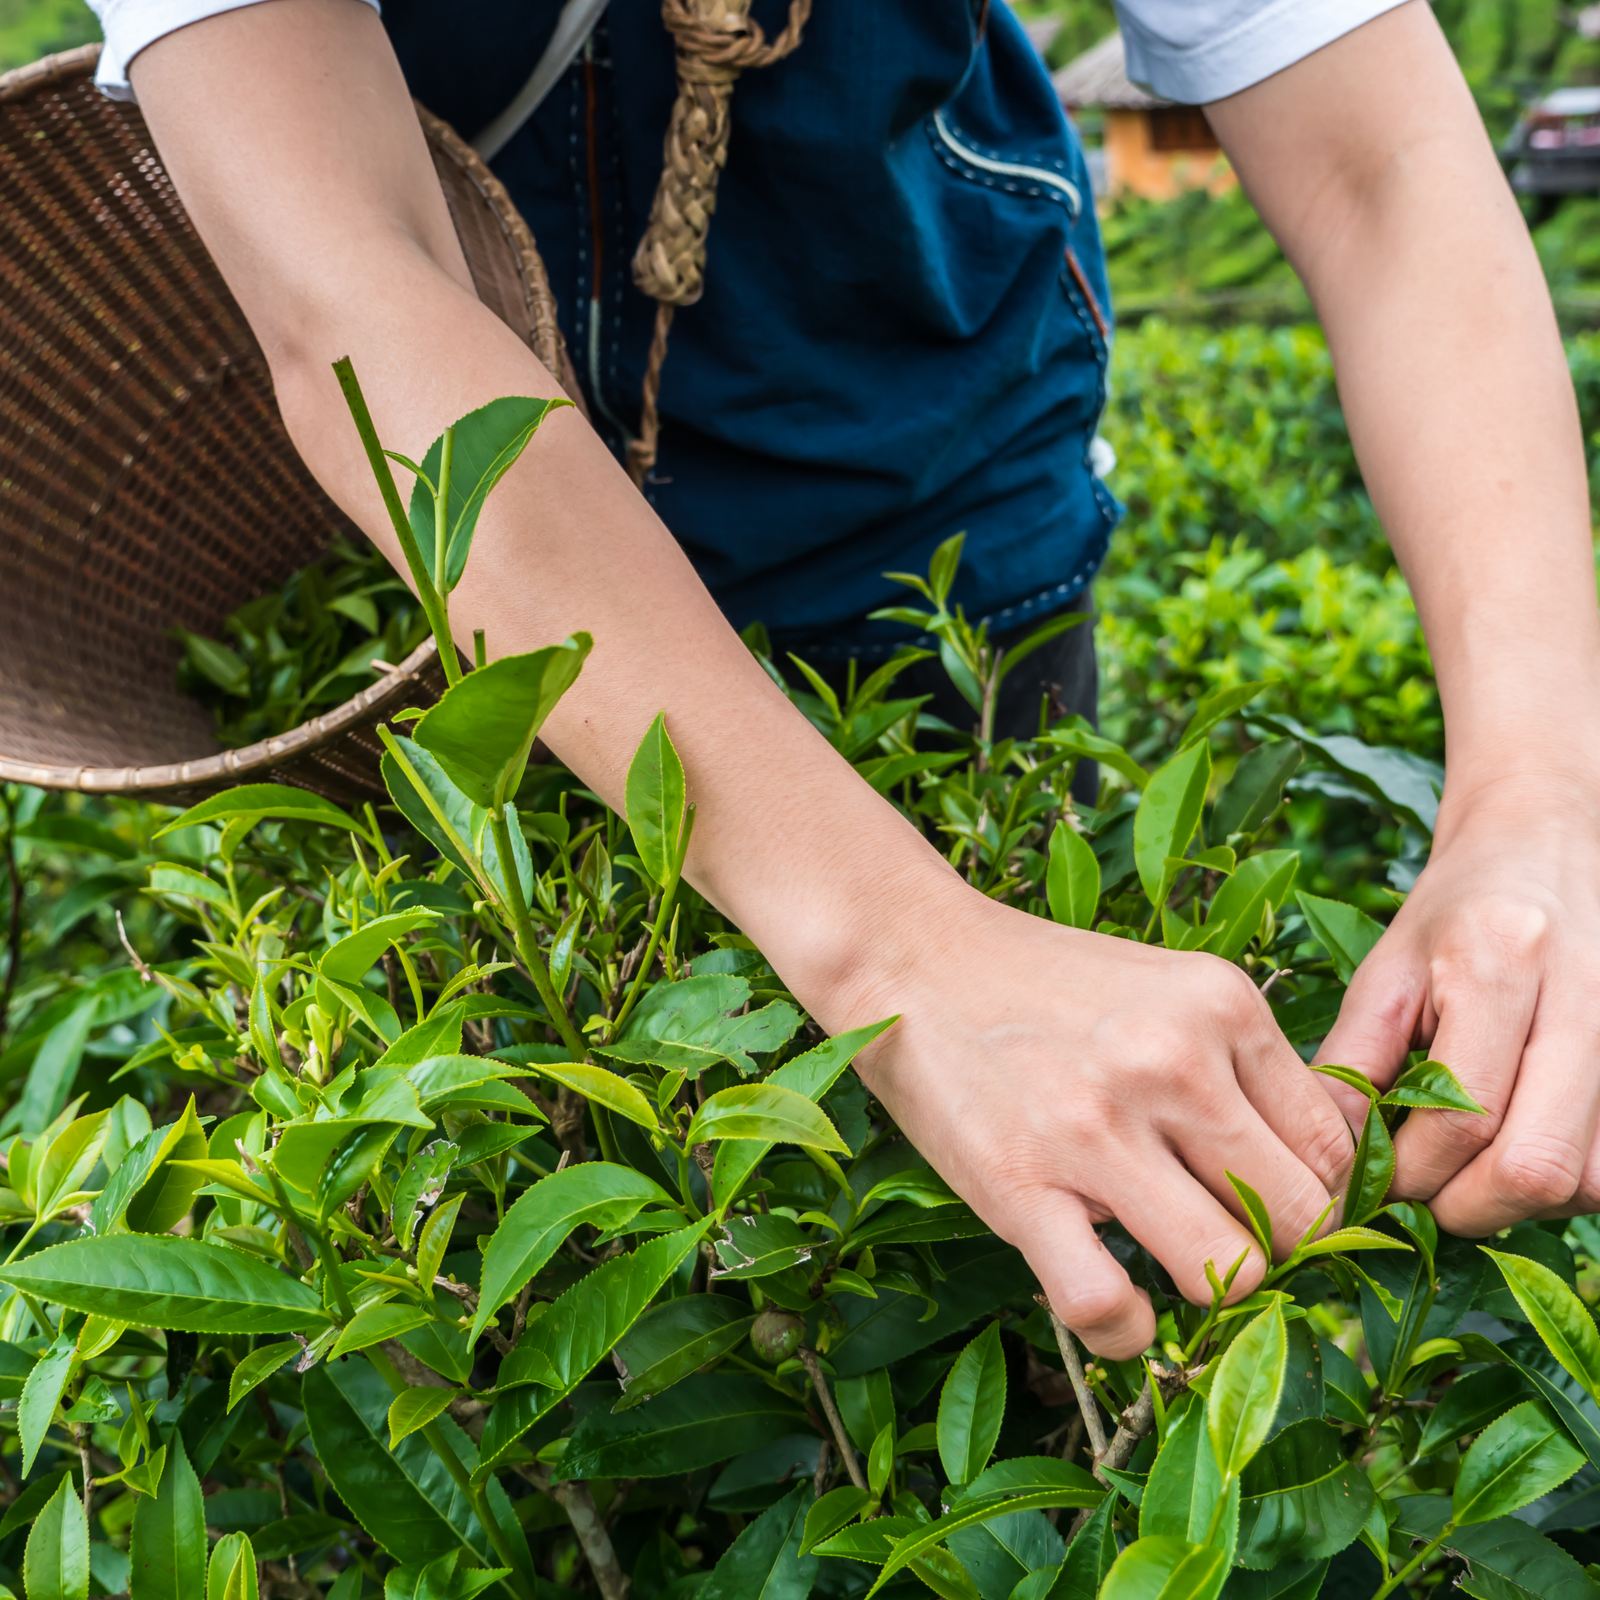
[0,46,578,804]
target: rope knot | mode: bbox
[627,0,813,486]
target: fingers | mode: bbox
[1009,1191,1155,1360]
[1313,935,1426,1129]
[1224,973,1357,1212]
[1429,993,1600,1234]
[1390,927,1542,1202]
[1107,1144,1266,1314]
[1176,1094,1342,1259]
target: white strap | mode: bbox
[472,0,613,162]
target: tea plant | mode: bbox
[0,370,1597,1600]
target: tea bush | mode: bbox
[1,370,1599,1600]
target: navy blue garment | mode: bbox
[380,0,1118,658]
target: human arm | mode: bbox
[1205,1,1600,1232]
[128,0,1355,1356]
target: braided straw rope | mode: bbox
[626,0,811,486]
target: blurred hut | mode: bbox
[1053,32,1234,201]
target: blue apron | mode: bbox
[380,0,1118,659]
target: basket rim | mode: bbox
[0,44,570,802]
[0,637,443,795]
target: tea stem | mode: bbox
[1369,1523,1452,1600]
[368,1346,536,1599]
[489,809,586,1062]
[333,357,462,687]
[612,805,696,1037]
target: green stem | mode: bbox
[591,1103,621,1165]
[366,1347,535,1600]
[489,810,586,1061]
[3,1221,41,1269]
[611,806,697,1037]
[333,357,461,687]
[434,423,455,623]
[1369,1523,1453,1600]
[314,1230,356,1323]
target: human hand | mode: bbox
[840,886,1354,1359]
[1316,772,1600,1235]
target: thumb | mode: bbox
[1009,1191,1154,1361]
[1313,937,1425,1128]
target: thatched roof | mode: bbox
[1052,31,1170,112]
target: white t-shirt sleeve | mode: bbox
[1113,0,1410,104]
[86,0,380,101]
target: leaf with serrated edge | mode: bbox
[1483,1248,1600,1405]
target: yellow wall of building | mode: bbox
[1103,109,1235,201]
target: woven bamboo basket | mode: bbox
[0,44,583,806]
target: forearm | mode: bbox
[1208,2,1600,798]
[131,0,962,1019]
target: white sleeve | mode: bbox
[86,0,380,101]
[1112,0,1410,104]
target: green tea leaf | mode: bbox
[22,1471,88,1600]
[1453,1400,1585,1525]
[688,1082,850,1154]
[1211,741,1302,840]
[330,1302,432,1360]
[1181,683,1267,749]
[702,1481,817,1600]
[387,1386,460,1450]
[497,1222,711,1399]
[524,1058,658,1131]
[1340,1107,1395,1228]
[1294,893,1384,985]
[1292,1227,1411,1262]
[867,1489,1103,1597]
[1416,1366,1534,1459]
[1209,1302,1288,1479]
[1134,742,1211,905]
[1225,1172,1272,1262]
[380,737,481,879]
[1379,1058,1485,1115]
[408,395,573,592]
[1141,1403,1229,1547]
[157,784,371,841]
[1482,1248,1600,1406]
[411,638,592,813]
[123,1097,210,1235]
[713,1213,816,1281]
[613,1297,755,1412]
[1310,1063,1379,1104]
[558,1372,810,1480]
[1235,1418,1374,1569]
[206,1532,258,1600]
[1047,822,1100,930]
[937,1321,1007,1487]
[471,1162,670,1341]
[302,1361,478,1566]
[1205,852,1298,963]
[1100,1537,1228,1600]
[0,1235,330,1334]
[19,1336,77,1476]
[319,911,438,986]
[801,1486,874,1556]
[227,1340,301,1413]
[129,1435,206,1600]
[626,711,688,889]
